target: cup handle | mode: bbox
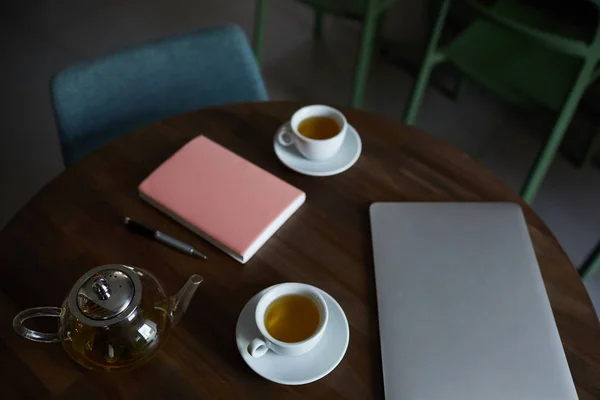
[13,307,61,343]
[247,337,270,358]
[277,128,295,147]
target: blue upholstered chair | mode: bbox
[51,25,268,166]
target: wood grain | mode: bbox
[1,101,598,399]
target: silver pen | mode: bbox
[124,217,207,260]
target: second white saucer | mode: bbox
[273,121,362,177]
[236,284,350,385]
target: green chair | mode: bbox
[403,0,600,203]
[252,0,396,108]
[579,241,600,281]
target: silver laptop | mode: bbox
[370,202,577,400]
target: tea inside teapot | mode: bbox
[13,264,202,371]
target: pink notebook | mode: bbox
[139,136,305,263]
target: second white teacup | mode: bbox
[247,283,329,358]
[278,105,347,161]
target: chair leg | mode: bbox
[402,0,452,125]
[520,59,597,203]
[314,10,324,40]
[253,0,268,64]
[350,0,380,108]
[579,241,600,281]
[579,126,600,168]
[403,57,436,125]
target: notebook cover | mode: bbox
[139,136,305,263]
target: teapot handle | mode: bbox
[13,307,61,343]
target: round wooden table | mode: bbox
[1,102,599,399]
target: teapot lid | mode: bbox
[69,264,142,327]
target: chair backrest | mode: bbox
[460,0,600,56]
[51,25,268,165]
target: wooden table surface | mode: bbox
[1,102,599,399]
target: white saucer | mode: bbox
[236,285,350,385]
[273,121,362,177]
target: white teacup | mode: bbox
[247,283,329,358]
[278,105,347,161]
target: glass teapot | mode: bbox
[13,264,202,371]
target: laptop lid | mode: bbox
[370,202,577,400]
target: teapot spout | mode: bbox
[169,275,203,325]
